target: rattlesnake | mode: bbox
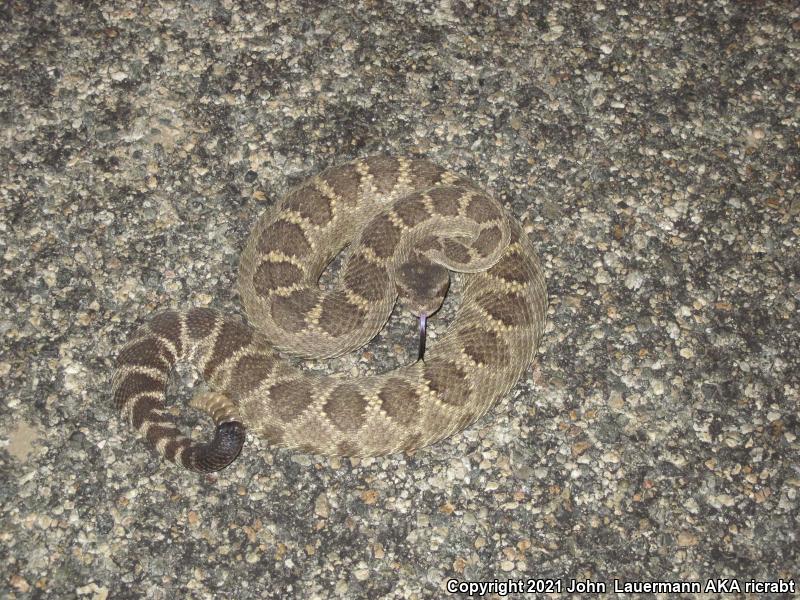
[112,156,547,471]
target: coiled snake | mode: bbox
[112,156,547,471]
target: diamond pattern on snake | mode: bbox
[112,156,547,472]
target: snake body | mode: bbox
[112,156,547,471]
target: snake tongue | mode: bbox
[417,314,427,361]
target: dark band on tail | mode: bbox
[112,309,246,472]
[181,421,245,472]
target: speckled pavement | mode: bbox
[1,1,798,598]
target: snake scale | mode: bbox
[112,156,547,471]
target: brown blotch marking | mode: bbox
[343,254,391,302]
[320,165,362,204]
[490,253,529,284]
[148,311,183,356]
[131,394,162,429]
[478,291,534,327]
[257,219,311,257]
[464,193,501,222]
[323,384,368,435]
[186,307,219,339]
[145,424,183,448]
[117,336,172,371]
[298,442,322,455]
[423,360,470,406]
[113,372,164,409]
[362,215,401,259]
[402,432,423,451]
[164,437,192,461]
[407,158,447,184]
[428,186,462,217]
[202,319,254,380]
[318,292,366,337]
[259,424,284,446]
[460,325,510,366]
[336,441,360,456]
[269,379,314,421]
[416,238,442,253]
[283,185,333,226]
[443,239,471,264]
[252,260,304,295]
[231,353,276,395]
[364,156,401,194]
[472,225,503,257]
[270,288,318,332]
[394,194,431,227]
[378,379,421,428]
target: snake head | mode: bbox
[395,253,450,362]
[395,253,450,320]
